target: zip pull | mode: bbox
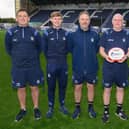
[56,30,59,40]
[22,28,25,39]
[84,32,86,57]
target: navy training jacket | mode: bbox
[67,26,99,74]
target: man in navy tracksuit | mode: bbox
[68,11,99,119]
[5,9,44,122]
[42,11,69,118]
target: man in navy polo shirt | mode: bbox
[99,13,129,123]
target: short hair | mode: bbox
[16,8,29,16]
[78,11,90,19]
[50,11,63,18]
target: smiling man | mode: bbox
[5,9,44,122]
[42,11,69,118]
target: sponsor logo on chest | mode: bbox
[107,38,126,43]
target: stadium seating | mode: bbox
[30,10,53,22]
[30,3,129,31]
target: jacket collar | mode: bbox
[17,25,29,29]
[50,26,62,31]
[77,25,91,32]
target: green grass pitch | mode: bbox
[0,30,129,129]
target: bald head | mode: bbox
[112,13,124,31]
[112,13,123,21]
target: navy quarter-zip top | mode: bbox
[42,27,68,64]
[5,26,42,69]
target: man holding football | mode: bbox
[99,13,129,123]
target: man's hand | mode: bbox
[105,55,114,63]
[117,55,128,63]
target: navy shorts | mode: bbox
[11,67,44,88]
[103,65,128,88]
[72,72,97,85]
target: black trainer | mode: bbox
[102,112,109,123]
[88,107,96,118]
[34,108,42,120]
[46,107,53,118]
[59,105,69,115]
[72,108,81,119]
[115,110,128,120]
[15,109,27,122]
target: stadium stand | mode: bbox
[28,1,129,31]
[31,10,54,22]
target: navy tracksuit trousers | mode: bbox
[47,63,68,108]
